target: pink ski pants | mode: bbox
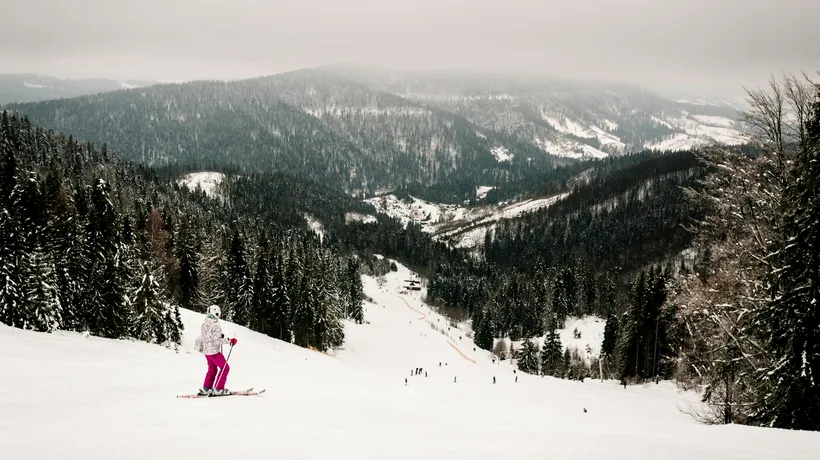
[203,352,230,390]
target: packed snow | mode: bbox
[535,137,609,160]
[23,81,47,89]
[491,145,513,162]
[543,115,625,153]
[475,186,495,200]
[345,212,378,224]
[177,171,225,199]
[645,114,746,151]
[304,214,325,239]
[499,315,606,366]
[1,260,818,459]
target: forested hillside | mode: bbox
[4,71,558,199]
[0,111,370,351]
[323,65,746,157]
[426,151,705,341]
[4,67,746,203]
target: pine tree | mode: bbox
[347,258,364,324]
[131,260,169,344]
[83,178,131,338]
[618,271,647,380]
[601,314,619,358]
[250,238,273,334]
[269,251,292,342]
[292,272,315,348]
[0,147,22,327]
[752,92,820,430]
[541,324,563,376]
[20,246,62,332]
[562,348,572,379]
[224,228,252,326]
[42,167,83,330]
[475,309,495,351]
[176,221,200,312]
[517,338,539,374]
[196,233,226,313]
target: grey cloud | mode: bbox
[1,0,817,96]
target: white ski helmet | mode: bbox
[207,305,221,318]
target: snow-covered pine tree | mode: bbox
[307,250,343,351]
[541,323,563,376]
[269,250,292,342]
[0,144,23,328]
[196,230,227,313]
[561,348,572,379]
[292,270,315,348]
[752,87,820,430]
[20,245,62,332]
[42,166,84,330]
[131,259,176,345]
[175,220,200,312]
[474,307,495,351]
[618,271,649,380]
[83,178,132,338]
[601,314,619,359]
[517,338,539,374]
[224,228,252,326]
[250,237,273,334]
[347,258,364,324]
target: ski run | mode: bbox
[1,261,817,459]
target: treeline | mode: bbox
[0,111,363,351]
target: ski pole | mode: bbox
[215,343,234,388]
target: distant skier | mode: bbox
[515,375,518,383]
[493,376,496,384]
[454,376,457,383]
[197,305,237,396]
[424,371,427,377]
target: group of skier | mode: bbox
[411,367,426,377]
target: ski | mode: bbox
[177,388,266,399]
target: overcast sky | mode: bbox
[1,0,817,97]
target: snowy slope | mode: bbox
[1,261,819,459]
[177,171,225,199]
[499,315,606,366]
[364,193,568,249]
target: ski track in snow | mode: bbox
[1,261,818,459]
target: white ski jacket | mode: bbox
[200,316,229,356]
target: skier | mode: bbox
[493,376,496,384]
[198,305,237,396]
